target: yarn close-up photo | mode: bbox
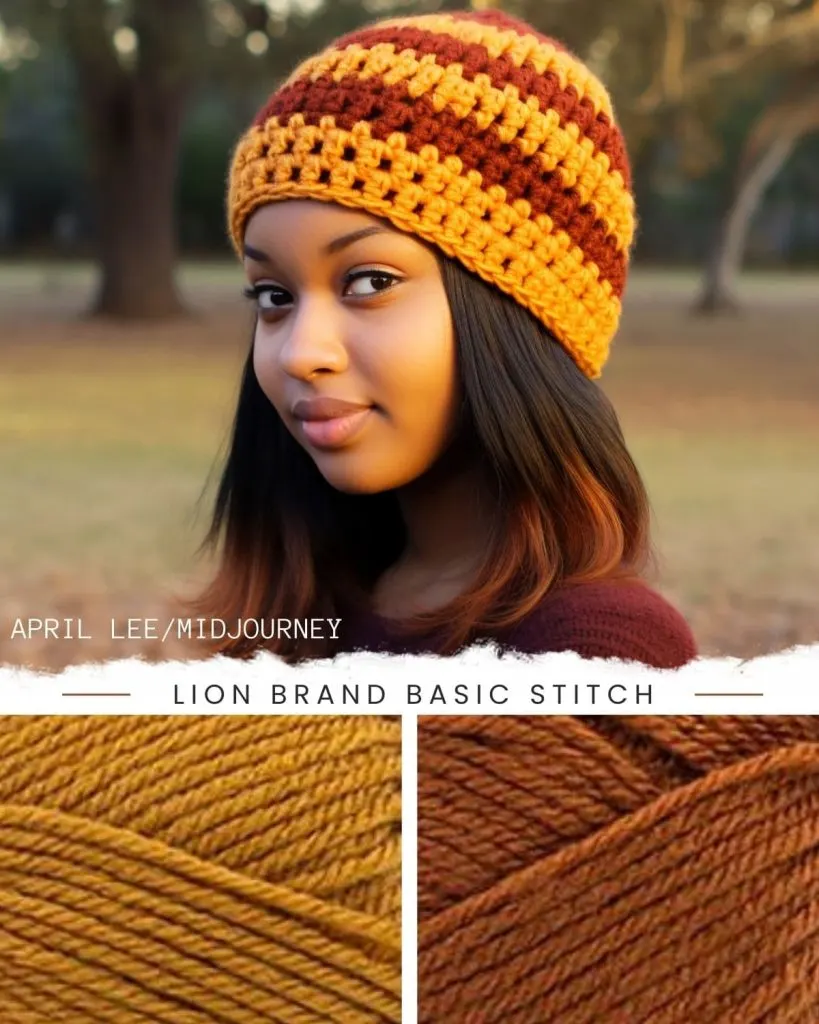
[0,715,402,1023]
[418,714,819,1023]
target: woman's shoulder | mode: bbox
[500,577,697,669]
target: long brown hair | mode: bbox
[190,254,652,661]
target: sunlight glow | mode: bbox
[246,29,270,55]
[113,26,138,56]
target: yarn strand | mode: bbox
[0,716,401,1023]
[419,716,819,1022]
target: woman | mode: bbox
[195,7,696,668]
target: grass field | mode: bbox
[2,263,818,669]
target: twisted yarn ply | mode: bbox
[418,715,819,1023]
[0,715,401,1023]
[228,9,634,378]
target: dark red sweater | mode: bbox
[336,579,697,669]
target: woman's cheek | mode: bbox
[253,332,286,411]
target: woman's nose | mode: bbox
[277,299,349,380]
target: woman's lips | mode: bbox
[298,407,373,449]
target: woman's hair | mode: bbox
[190,254,652,662]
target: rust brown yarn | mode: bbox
[418,715,819,1022]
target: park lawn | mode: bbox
[0,334,241,580]
[1,266,818,666]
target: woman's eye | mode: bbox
[243,271,399,309]
[344,271,399,298]
[243,284,291,310]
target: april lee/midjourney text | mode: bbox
[7,617,343,642]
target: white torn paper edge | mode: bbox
[0,643,817,715]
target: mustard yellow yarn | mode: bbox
[0,715,401,1022]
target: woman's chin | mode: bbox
[311,454,420,496]
[319,470,397,496]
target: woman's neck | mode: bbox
[372,456,495,618]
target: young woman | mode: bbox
[195,7,696,668]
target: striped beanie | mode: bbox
[227,9,635,379]
[0,715,401,1022]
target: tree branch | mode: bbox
[660,0,688,102]
[636,3,819,113]
[741,68,819,170]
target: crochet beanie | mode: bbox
[227,9,635,379]
[0,715,401,1023]
[418,715,819,1022]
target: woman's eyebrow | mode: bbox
[243,243,271,263]
[325,225,390,254]
[243,226,391,265]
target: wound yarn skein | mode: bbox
[0,715,401,1023]
[418,715,819,1023]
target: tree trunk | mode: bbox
[85,80,187,318]
[65,0,202,320]
[697,131,798,313]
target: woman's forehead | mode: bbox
[245,199,392,238]
[243,199,436,261]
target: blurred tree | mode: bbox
[74,0,207,317]
[1,0,209,316]
[0,0,207,315]
[623,0,819,309]
[0,0,445,318]
[698,64,819,310]
[0,44,82,251]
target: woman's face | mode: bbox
[244,200,459,494]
